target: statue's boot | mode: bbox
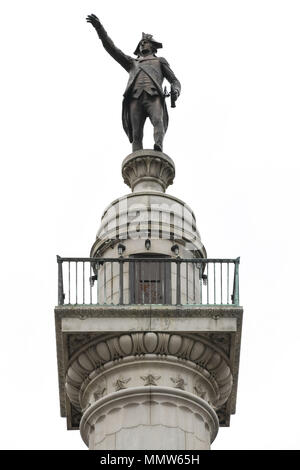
[154,143,163,151]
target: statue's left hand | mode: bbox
[171,88,179,101]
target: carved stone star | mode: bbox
[93,386,106,401]
[141,374,161,386]
[113,377,131,391]
[170,375,187,390]
[194,384,207,400]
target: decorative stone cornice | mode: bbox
[55,304,242,426]
[65,332,233,413]
[122,150,175,192]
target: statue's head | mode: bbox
[139,39,155,55]
[134,33,162,56]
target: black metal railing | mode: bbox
[57,256,240,307]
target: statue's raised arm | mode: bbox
[86,14,181,153]
[86,14,132,72]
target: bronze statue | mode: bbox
[86,14,181,152]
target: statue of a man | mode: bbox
[86,14,181,152]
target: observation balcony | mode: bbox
[55,255,242,429]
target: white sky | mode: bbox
[0,0,300,450]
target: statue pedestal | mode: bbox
[122,149,175,193]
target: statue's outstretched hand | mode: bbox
[86,14,102,30]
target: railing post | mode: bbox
[119,259,124,305]
[57,255,64,305]
[95,262,100,304]
[198,261,203,305]
[233,257,240,306]
[176,259,181,305]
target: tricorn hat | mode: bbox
[134,32,163,55]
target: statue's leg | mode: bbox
[129,98,146,152]
[146,96,165,152]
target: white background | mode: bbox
[0,0,300,450]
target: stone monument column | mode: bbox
[55,149,243,450]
